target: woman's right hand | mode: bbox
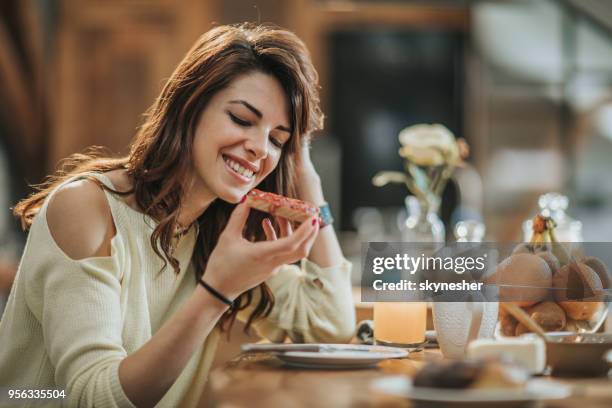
[202,201,319,301]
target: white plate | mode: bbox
[274,345,409,369]
[371,376,571,406]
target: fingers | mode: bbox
[262,218,277,241]
[224,200,250,235]
[256,217,318,260]
[301,219,319,252]
[272,220,319,265]
[276,216,292,238]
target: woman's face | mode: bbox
[191,71,291,203]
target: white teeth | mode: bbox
[224,157,255,179]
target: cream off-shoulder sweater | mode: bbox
[0,172,355,408]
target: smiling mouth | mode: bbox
[222,155,256,180]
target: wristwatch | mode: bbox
[318,202,334,228]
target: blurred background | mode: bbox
[1,0,612,318]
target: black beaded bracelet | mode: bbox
[198,279,234,310]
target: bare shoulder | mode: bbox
[104,168,140,211]
[104,168,133,192]
[46,178,116,260]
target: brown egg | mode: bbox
[528,301,566,331]
[537,252,560,275]
[514,301,566,335]
[553,262,604,320]
[582,256,610,290]
[558,301,603,321]
[553,262,603,302]
[489,254,552,307]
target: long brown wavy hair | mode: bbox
[12,23,324,332]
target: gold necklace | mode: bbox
[174,223,191,238]
[169,222,193,256]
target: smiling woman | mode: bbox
[0,23,355,408]
[191,72,291,203]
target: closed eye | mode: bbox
[228,110,287,149]
[228,111,251,127]
[270,136,284,149]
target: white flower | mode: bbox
[398,124,460,166]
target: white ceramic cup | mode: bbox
[433,298,499,359]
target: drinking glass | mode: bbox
[374,302,426,347]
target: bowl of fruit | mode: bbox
[492,215,610,338]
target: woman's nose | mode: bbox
[244,130,269,160]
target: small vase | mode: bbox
[401,195,445,244]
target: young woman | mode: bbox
[0,24,355,407]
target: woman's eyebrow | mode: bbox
[230,99,262,118]
[229,99,291,134]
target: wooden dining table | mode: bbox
[200,346,612,408]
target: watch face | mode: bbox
[319,204,334,227]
